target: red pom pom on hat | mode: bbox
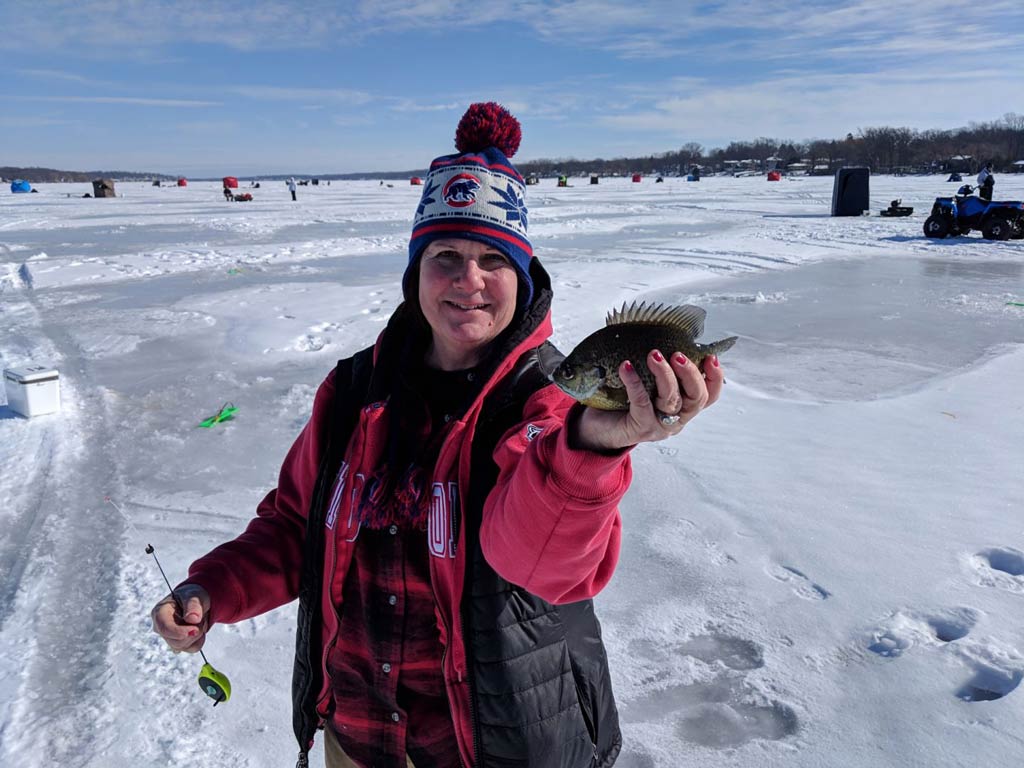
[454,102,521,158]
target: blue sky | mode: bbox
[2,0,1022,176]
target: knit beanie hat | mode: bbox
[405,102,533,307]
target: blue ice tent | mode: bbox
[11,179,32,193]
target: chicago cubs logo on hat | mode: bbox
[443,173,481,208]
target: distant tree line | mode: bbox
[517,113,1024,177]
[6,114,1024,182]
[0,166,174,183]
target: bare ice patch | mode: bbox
[619,630,798,750]
[676,700,798,748]
[677,634,764,671]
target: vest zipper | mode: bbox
[460,607,482,765]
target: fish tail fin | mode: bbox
[706,336,738,356]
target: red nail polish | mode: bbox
[676,353,688,365]
[188,629,198,637]
[652,350,664,363]
[624,360,634,372]
[712,356,720,367]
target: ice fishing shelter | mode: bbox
[92,179,116,198]
[767,170,781,181]
[222,176,239,189]
[177,178,188,186]
[632,173,642,182]
[11,179,32,193]
[410,177,423,185]
[831,167,870,217]
[590,174,599,185]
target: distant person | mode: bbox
[223,186,234,202]
[977,162,994,202]
[151,101,725,768]
[287,177,297,201]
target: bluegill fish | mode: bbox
[552,302,737,410]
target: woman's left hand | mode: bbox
[572,350,724,452]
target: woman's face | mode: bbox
[418,238,519,370]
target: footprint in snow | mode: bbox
[620,632,797,749]
[970,547,1024,594]
[766,563,831,601]
[956,664,1022,702]
[295,334,325,352]
[867,607,977,659]
[865,607,1021,702]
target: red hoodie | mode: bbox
[186,309,631,766]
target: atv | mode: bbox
[924,184,1024,240]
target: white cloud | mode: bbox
[389,100,463,113]
[597,66,1024,146]
[16,69,114,86]
[23,95,220,107]
[4,0,1021,70]
[0,116,75,128]
[229,85,373,104]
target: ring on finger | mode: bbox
[659,412,681,426]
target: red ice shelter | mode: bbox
[767,170,782,181]
[632,173,642,182]
[410,177,423,185]
[177,178,188,186]
[222,176,239,189]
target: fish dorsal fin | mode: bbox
[605,301,706,338]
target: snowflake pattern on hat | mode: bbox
[490,182,528,228]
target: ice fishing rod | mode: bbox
[106,496,232,706]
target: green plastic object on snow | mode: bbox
[198,662,232,705]
[198,402,238,428]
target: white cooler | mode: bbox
[3,365,61,417]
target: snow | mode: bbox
[2,175,1023,767]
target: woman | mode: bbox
[153,103,724,768]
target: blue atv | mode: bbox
[924,184,1024,240]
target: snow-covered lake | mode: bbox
[2,175,1023,767]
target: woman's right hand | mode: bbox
[151,583,211,653]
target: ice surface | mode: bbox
[1,176,1023,767]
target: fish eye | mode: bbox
[560,365,575,380]
[594,366,606,379]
